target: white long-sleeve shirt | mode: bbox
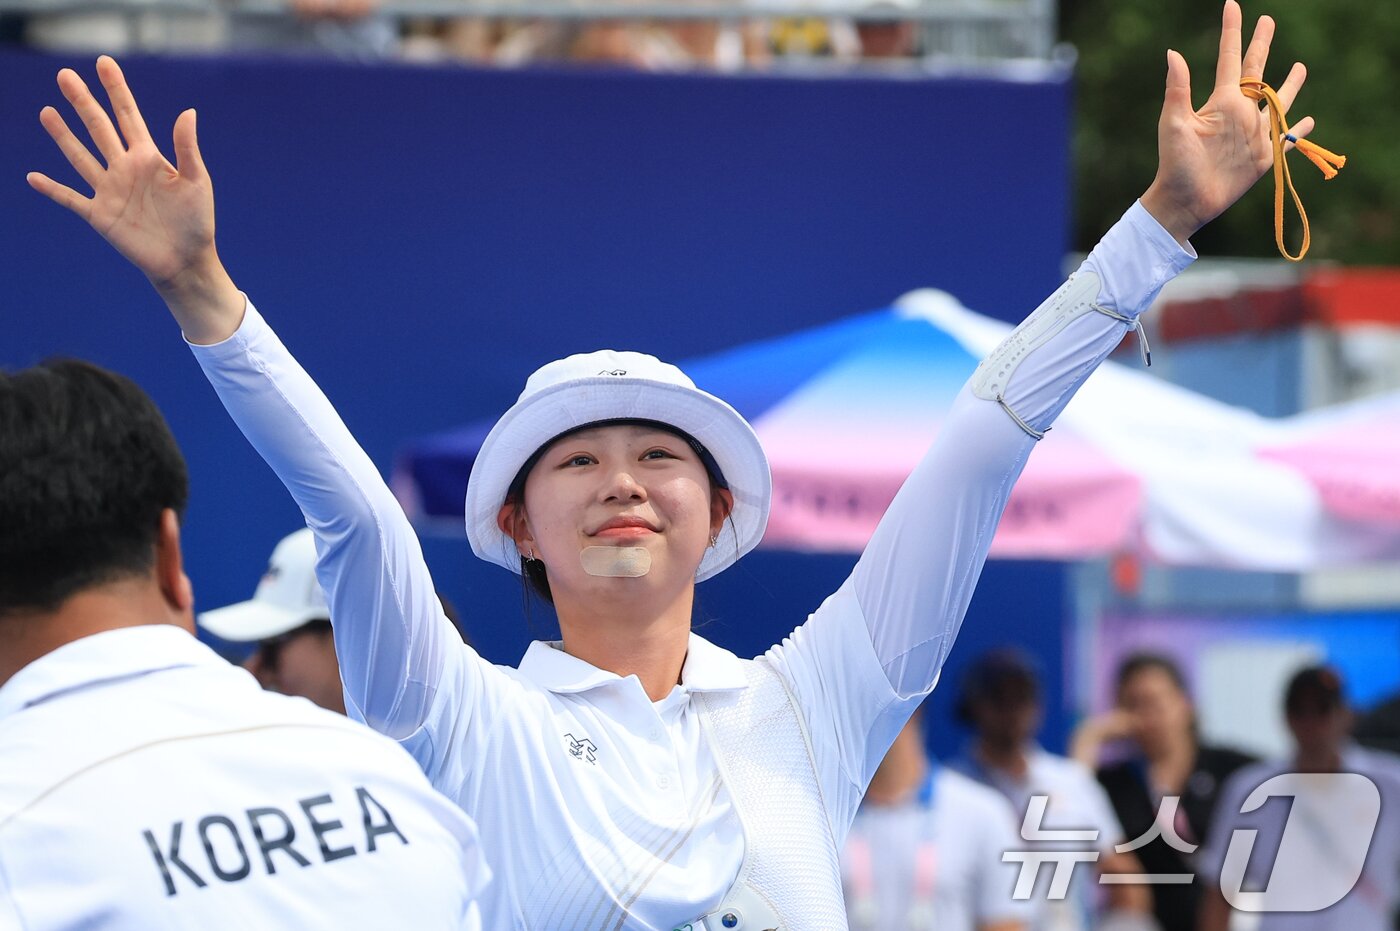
[189,201,1192,930]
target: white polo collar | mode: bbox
[0,625,221,722]
[957,741,1053,786]
[519,632,749,695]
[1295,743,1377,774]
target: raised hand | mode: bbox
[1140,0,1315,245]
[28,56,242,343]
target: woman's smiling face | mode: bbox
[502,423,732,601]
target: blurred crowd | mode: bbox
[845,648,1400,931]
[0,0,932,70]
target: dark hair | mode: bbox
[1115,652,1189,699]
[1284,664,1345,716]
[954,648,1041,724]
[0,359,189,618]
[1115,651,1202,742]
[504,418,730,605]
[518,547,555,605]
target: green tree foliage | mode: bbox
[1063,0,1399,263]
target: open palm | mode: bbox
[1144,1,1313,241]
[28,57,216,290]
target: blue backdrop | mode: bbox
[2,50,1078,754]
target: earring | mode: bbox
[708,535,718,549]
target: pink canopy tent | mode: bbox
[393,289,1400,570]
[1258,391,1400,524]
[749,296,1141,558]
[889,290,1400,569]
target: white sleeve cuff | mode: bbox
[183,295,264,355]
[1084,199,1197,318]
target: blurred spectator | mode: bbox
[844,705,1033,931]
[665,19,759,70]
[745,0,852,64]
[400,16,500,62]
[24,9,225,55]
[201,527,468,714]
[1071,654,1255,931]
[1197,666,1400,931]
[759,0,929,69]
[852,0,918,61]
[400,9,846,70]
[949,649,1157,931]
[200,528,347,713]
[226,0,397,60]
[482,17,697,69]
[765,16,855,59]
[22,0,392,58]
[565,20,689,68]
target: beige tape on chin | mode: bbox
[580,546,652,578]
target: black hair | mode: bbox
[0,359,189,618]
[503,418,731,605]
[1115,652,1189,698]
[1115,651,1201,740]
[1284,664,1345,716]
[954,648,1041,725]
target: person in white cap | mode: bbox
[199,528,346,713]
[29,6,1316,927]
[0,360,488,930]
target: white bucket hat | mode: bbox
[465,350,771,582]
[198,528,329,642]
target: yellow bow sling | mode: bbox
[1239,77,1347,262]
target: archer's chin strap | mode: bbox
[1240,77,1347,262]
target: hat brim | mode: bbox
[198,600,328,643]
[465,376,771,583]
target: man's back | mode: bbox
[0,626,487,930]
